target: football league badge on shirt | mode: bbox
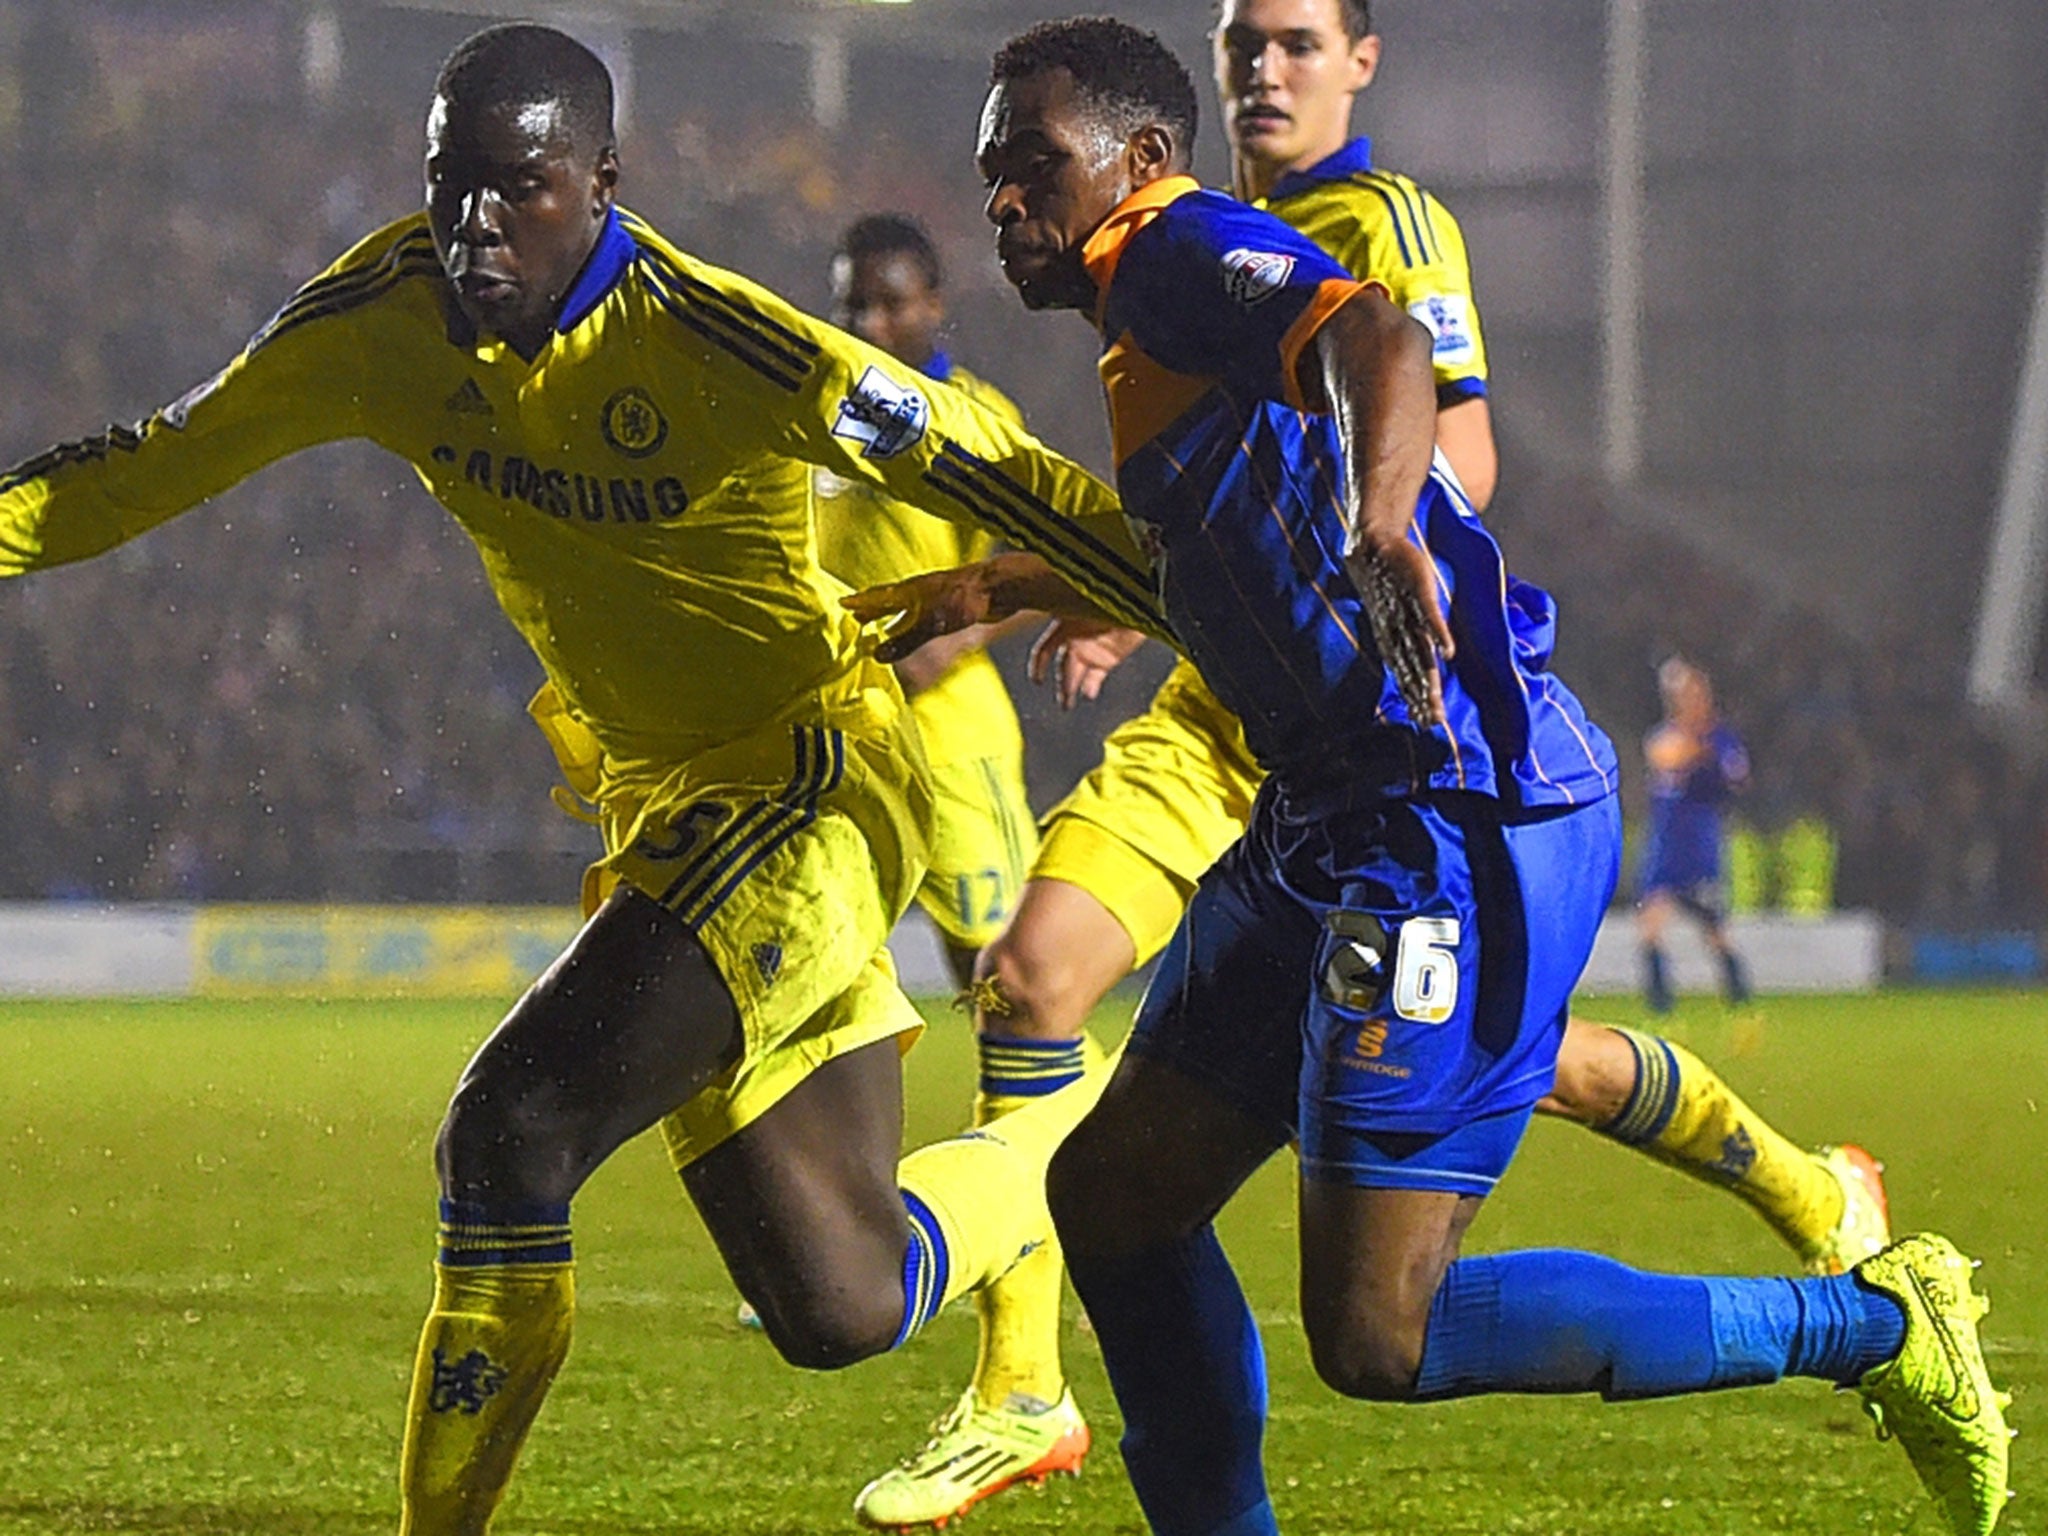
[1221,247,1296,307]
[832,365,929,460]
[602,386,669,459]
[1408,294,1477,368]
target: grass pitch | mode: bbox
[1,989,2040,1535]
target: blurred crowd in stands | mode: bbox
[0,5,2042,932]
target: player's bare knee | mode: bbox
[1046,1130,1115,1256]
[1048,1117,1172,1257]
[974,934,1086,1040]
[1304,1314,1426,1402]
[435,1077,579,1206]
[753,1285,902,1371]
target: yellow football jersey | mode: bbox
[814,358,1020,598]
[814,356,1025,770]
[1259,137,1489,405]
[0,207,1159,792]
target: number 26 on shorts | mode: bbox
[1392,916,1461,1025]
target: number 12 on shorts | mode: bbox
[1392,917,1461,1024]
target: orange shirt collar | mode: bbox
[1082,175,1203,328]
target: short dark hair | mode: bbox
[435,23,616,157]
[1214,0,1373,43]
[990,18,1198,168]
[837,214,943,292]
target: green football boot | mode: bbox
[1854,1234,2013,1535]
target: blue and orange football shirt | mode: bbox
[1083,177,1615,812]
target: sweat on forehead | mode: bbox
[978,72,1127,173]
[431,93,574,143]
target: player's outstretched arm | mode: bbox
[801,339,1167,639]
[0,242,385,579]
[1295,288,1452,726]
[641,248,1169,641]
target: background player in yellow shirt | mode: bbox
[815,214,1039,990]
[0,25,1164,1535]
[851,3,1889,1525]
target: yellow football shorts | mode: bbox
[915,750,1038,950]
[529,676,931,1169]
[1034,659,1265,965]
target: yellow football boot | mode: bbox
[854,1388,1089,1530]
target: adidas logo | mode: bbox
[445,379,493,416]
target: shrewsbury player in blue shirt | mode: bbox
[1638,655,1754,1011]
[855,9,1886,1520]
[863,20,2008,1536]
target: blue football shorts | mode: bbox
[1128,788,1622,1197]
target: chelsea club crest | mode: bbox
[602,386,669,458]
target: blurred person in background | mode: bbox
[816,213,1039,991]
[1638,655,1753,1012]
[850,5,1891,1526]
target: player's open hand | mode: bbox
[1028,618,1148,709]
[1345,536,1454,728]
[842,568,995,664]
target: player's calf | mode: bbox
[1538,1019,1639,1126]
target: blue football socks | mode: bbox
[1414,1250,1907,1400]
[1065,1224,1277,1536]
[1720,948,1753,1005]
[1643,946,1674,1013]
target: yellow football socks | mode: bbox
[893,1039,1112,1355]
[960,1031,1107,1408]
[1602,1028,1844,1254]
[399,1204,576,1536]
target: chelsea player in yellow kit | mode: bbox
[0,26,1162,1535]
[851,3,1888,1525]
